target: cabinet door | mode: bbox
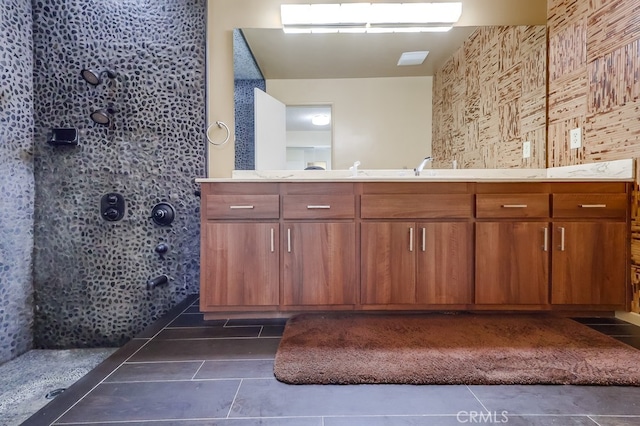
[551,222,627,305]
[201,222,279,308]
[361,222,416,304]
[476,222,549,304]
[283,222,356,305]
[417,222,473,304]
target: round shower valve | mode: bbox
[150,202,176,226]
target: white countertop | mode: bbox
[195,159,635,183]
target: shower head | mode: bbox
[90,107,115,126]
[81,68,117,86]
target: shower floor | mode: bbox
[0,347,117,425]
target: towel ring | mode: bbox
[206,121,230,146]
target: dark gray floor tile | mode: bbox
[56,380,240,423]
[195,360,275,379]
[128,338,280,362]
[587,324,640,337]
[572,317,629,325]
[590,416,640,425]
[184,305,201,314]
[167,313,226,328]
[226,318,288,327]
[104,361,203,382]
[613,336,640,349]
[324,415,597,426]
[156,326,262,339]
[470,385,640,415]
[59,418,322,425]
[260,325,285,337]
[135,295,200,338]
[230,379,483,417]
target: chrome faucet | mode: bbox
[414,156,433,176]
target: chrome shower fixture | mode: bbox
[90,107,116,126]
[81,68,117,86]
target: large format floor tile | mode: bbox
[55,380,240,423]
[229,379,485,417]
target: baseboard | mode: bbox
[615,311,640,326]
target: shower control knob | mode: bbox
[103,208,120,220]
[155,243,169,255]
[150,202,176,226]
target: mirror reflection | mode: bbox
[233,23,546,170]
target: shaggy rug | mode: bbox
[273,313,640,385]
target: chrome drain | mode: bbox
[45,388,66,399]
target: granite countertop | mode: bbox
[195,159,635,183]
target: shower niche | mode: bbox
[47,127,79,146]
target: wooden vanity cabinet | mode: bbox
[550,184,629,309]
[360,183,474,308]
[281,183,357,308]
[475,189,551,306]
[200,183,280,312]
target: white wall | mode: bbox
[267,76,433,170]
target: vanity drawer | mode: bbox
[476,194,549,218]
[282,195,355,219]
[361,194,473,219]
[204,195,279,219]
[552,194,628,219]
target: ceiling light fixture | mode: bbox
[397,51,429,66]
[281,2,462,34]
[311,114,331,126]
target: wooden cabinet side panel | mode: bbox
[475,222,550,304]
[283,222,356,305]
[201,223,279,308]
[361,222,416,304]
[417,222,473,304]
[551,222,627,305]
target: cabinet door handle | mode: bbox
[307,205,330,209]
[558,226,565,251]
[543,227,548,252]
[421,228,426,252]
[501,204,527,208]
[229,205,254,209]
[270,228,275,253]
[579,204,607,208]
[287,228,291,253]
[409,227,414,252]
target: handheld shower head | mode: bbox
[81,68,117,86]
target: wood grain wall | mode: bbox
[432,26,546,169]
[548,0,640,312]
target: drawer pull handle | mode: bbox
[543,227,548,252]
[409,227,414,252]
[558,227,565,251]
[229,205,254,209]
[307,205,331,209]
[579,204,607,208]
[270,228,275,253]
[502,204,527,208]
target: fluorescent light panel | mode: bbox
[397,50,429,66]
[281,2,462,33]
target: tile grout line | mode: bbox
[587,415,603,425]
[190,361,206,380]
[226,378,243,419]
[49,299,197,425]
[465,385,491,413]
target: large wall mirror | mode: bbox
[206,0,547,177]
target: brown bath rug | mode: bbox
[273,313,640,385]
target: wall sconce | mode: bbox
[281,2,462,33]
[81,68,117,86]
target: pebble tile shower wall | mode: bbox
[0,0,207,366]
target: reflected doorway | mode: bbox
[286,105,332,170]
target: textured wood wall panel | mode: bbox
[548,0,640,312]
[432,26,546,169]
[587,0,640,62]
